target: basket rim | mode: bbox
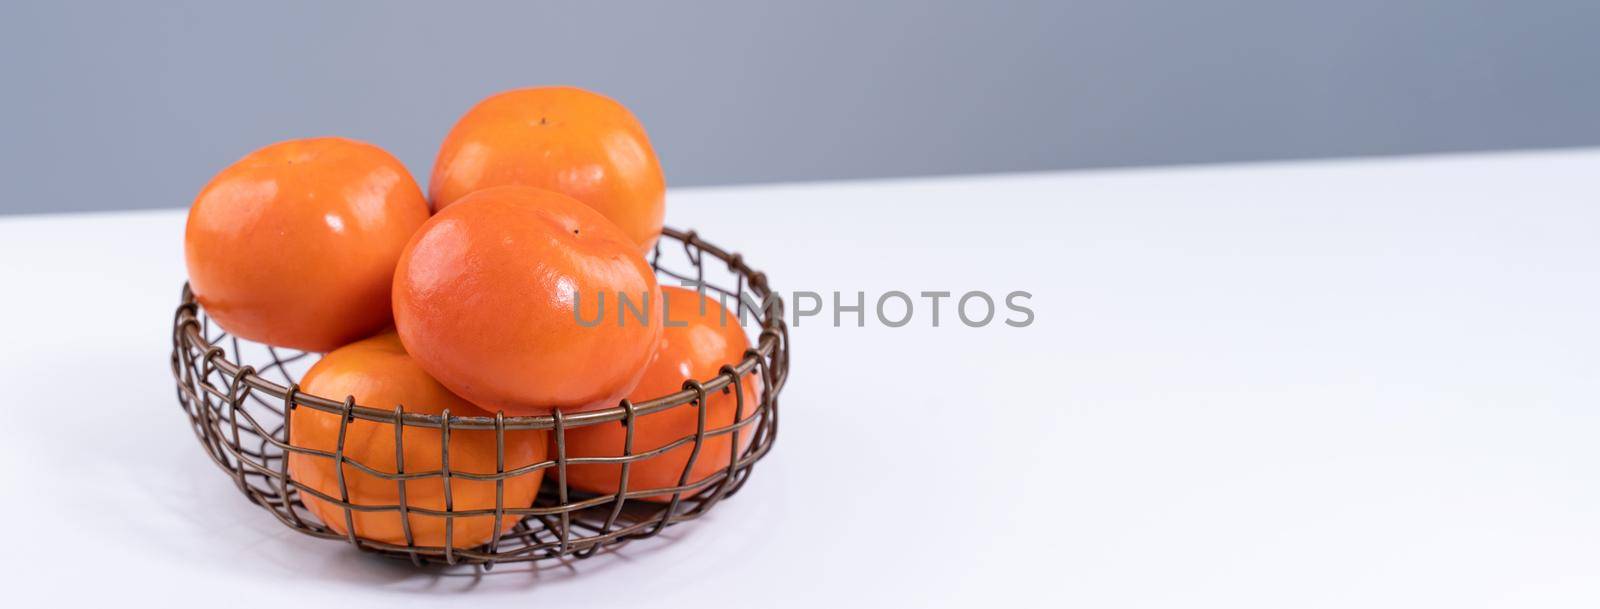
[173,226,787,432]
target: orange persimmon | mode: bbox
[392,185,663,416]
[184,137,430,352]
[429,86,666,251]
[287,333,548,548]
[564,287,759,501]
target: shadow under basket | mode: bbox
[170,227,790,567]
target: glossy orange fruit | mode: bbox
[429,86,666,251]
[287,332,548,549]
[184,137,431,352]
[393,185,663,416]
[565,287,759,502]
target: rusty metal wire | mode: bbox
[170,227,789,567]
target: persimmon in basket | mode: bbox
[392,185,663,416]
[184,137,430,353]
[430,86,666,251]
[287,332,549,549]
[565,286,759,501]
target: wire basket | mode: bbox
[170,226,789,567]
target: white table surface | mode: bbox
[3,149,1599,607]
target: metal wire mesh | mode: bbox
[170,227,789,567]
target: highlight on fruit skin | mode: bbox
[392,185,664,417]
[564,286,760,502]
[286,332,549,549]
[430,86,666,252]
[184,137,431,353]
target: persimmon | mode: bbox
[392,185,663,416]
[287,332,548,549]
[185,137,430,352]
[429,86,666,251]
[565,287,759,502]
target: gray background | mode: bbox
[2,0,1597,215]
